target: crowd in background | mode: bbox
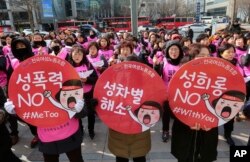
[0,24,250,162]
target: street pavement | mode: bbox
[9,116,250,162]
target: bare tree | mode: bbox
[147,5,157,20]
[178,1,196,17]
[99,0,111,18]
[157,1,172,17]
[156,0,191,18]
[7,0,39,31]
[236,0,250,23]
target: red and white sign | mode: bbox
[94,61,167,134]
[8,55,83,127]
[168,57,246,129]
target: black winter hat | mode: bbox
[165,40,184,62]
[11,37,33,61]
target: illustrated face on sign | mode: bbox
[131,101,162,131]
[137,105,160,126]
[59,89,83,111]
[214,96,244,121]
[54,80,84,113]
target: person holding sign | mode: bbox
[68,45,98,139]
[108,101,162,162]
[31,33,48,55]
[98,36,114,61]
[93,41,167,162]
[153,40,184,142]
[86,42,108,139]
[217,43,245,146]
[87,42,109,76]
[0,87,21,162]
[5,79,86,162]
[107,43,152,162]
[8,37,38,147]
[171,44,219,162]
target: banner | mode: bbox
[9,55,83,127]
[94,61,167,134]
[42,0,54,18]
[168,57,246,129]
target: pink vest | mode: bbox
[243,66,250,77]
[87,53,103,76]
[57,46,72,60]
[11,58,19,69]
[98,49,113,60]
[236,47,247,62]
[162,59,180,88]
[133,45,141,56]
[211,52,217,57]
[82,42,89,50]
[140,39,152,53]
[147,42,153,53]
[77,42,89,50]
[8,55,20,70]
[148,51,164,65]
[2,45,11,55]
[87,36,97,42]
[212,39,220,48]
[32,47,48,55]
[38,118,79,142]
[236,64,244,76]
[75,65,93,93]
[241,54,250,76]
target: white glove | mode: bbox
[75,99,85,113]
[4,99,16,114]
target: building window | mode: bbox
[13,12,29,22]
[65,0,72,17]
[207,7,226,16]
[0,1,7,9]
[206,2,214,6]
[19,12,29,20]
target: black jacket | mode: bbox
[171,118,218,161]
[0,87,12,153]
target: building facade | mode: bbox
[205,0,232,17]
[138,0,164,19]
[0,0,35,31]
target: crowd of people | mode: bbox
[0,25,250,162]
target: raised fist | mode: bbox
[43,90,51,98]
[201,93,210,100]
